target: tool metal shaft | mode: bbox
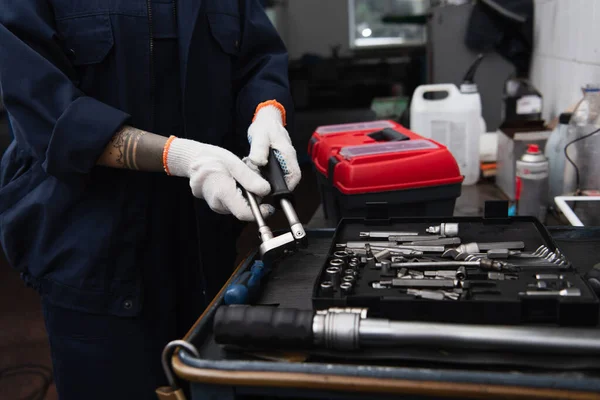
[390,261,480,268]
[280,199,305,240]
[355,317,600,354]
[360,231,418,238]
[246,191,273,242]
[343,242,445,253]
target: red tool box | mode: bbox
[308,120,463,221]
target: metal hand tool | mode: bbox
[342,275,355,284]
[528,280,571,290]
[423,270,457,279]
[531,245,571,266]
[340,282,353,295]
[380,260,392,275]
[326,266,342,287]
[365,244,376,269]
[320,281,333,296]
[355,248,424,257]
[487,272,518,280]
[333,251,350,263]
[519,288,581,297]
[340,242,445,253]
[374,248,392,261]
[486,249,525,259]
[384,259,520,272]
[408,270,425,278]
[329,259,344,269]
[378,279,457,289]
[246,150,306,263]
[535,273,565,280]
[405,237,462,246]
[387,235,442,242]
[359,231,418,238]
[453,241,525,254]
[390,255,438,263]
[425,223,459,237]
[406,289,460,301]
[315,308,369,319]
[397,267,408,278]
[458,252,569,269]
[343,268,356,277]
[215,306,600,354]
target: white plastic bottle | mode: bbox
[567,84,600,194]
[544,112,572,204]
[410,55,484,185]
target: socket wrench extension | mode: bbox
[214,306,600,354]
[246,150,307,263]
[360,231,418,238]
[426,223,459,237]
[384,259,520,272]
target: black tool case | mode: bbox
[312,216,599,326]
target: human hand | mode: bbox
[245,101,301,191]
[165,138,274,221]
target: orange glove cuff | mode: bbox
[253,100,287,126]
[162,135,177,175]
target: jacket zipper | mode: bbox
[146,0,155,129]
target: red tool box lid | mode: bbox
[308,120,463,195]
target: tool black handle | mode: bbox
[261,149,292,202]
[213,306,314,348]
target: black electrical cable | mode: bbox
[0,364,53,400]
[563,126,600,195]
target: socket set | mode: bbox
[313,217,599,326]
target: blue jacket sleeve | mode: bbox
[235,0,293,127]
[0,1,130,182]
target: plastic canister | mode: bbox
[410,84,483,185]
[517,144,549,222]
[544,112,573,204]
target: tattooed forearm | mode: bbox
[112,126,144,169]
[97,125,168,172]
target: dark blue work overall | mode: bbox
[0,0,292,398]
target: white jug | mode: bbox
[410,83,484,185]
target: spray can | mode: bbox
[516,144,549,222]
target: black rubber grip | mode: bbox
[213,306,314,349]
[261,149,292,202]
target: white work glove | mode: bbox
[166,138,275,221]
[245,102,301,191]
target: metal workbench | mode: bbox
[172,227,600,400]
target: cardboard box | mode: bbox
[496,126,551,200]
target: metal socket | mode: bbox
[333,251,350,263]
[366,256,376,269]
[326,266,342,287]
[344,269,356,277]
[329,258,345,269]
[340,282,353,295]
[320,281,334,296]
[380,260,392,275]
[342,275,355,284]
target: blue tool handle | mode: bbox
[224,261,266,305]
